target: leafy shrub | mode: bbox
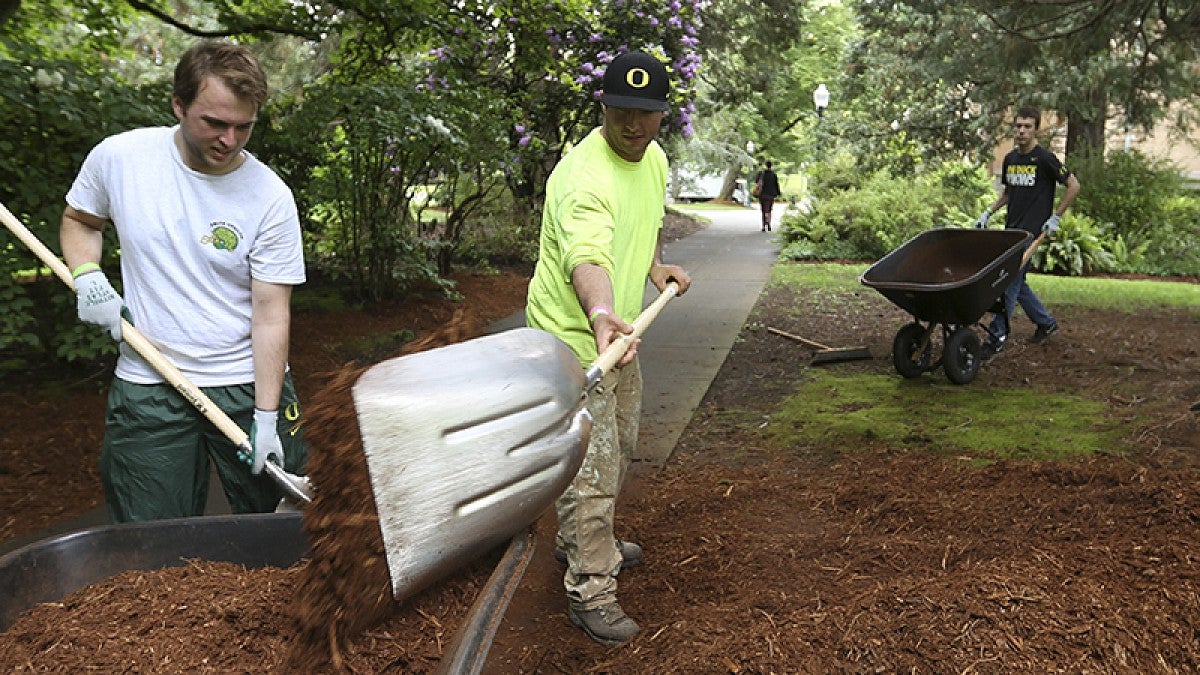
[1070,150,1183,243]
[781,163,986,262]
[0,53,167,366]
[0,277,39,352]
[1103,231,1150,275]
[1125,194,1200,276]
[926,161,995,218]
[806,150,863,200]
[1034,213,1116,276]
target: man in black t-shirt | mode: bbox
[975,107,1080,357]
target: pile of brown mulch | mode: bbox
[483,451,1200,673]
[0,556,499,673]
[283,309,481,672]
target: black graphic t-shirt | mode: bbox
[1002,145,1072,235]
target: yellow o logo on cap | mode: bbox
[626,68,651,89]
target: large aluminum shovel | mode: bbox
[355,282,679,598]
[0,201,313,504]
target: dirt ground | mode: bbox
[4,211,1200,673]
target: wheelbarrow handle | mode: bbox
[0,200,313,505]
[1020,232,1047,267]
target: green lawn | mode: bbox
[752,263,1197,462]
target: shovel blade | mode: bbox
[353,327,589,599]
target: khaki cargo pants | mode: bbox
[556,358,642,609]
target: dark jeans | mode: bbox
[987,257,1055,344]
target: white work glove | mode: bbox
[1042,214,1061,235]
[242,408,284,475]
[74,268,124,341]
[974,209,991,229]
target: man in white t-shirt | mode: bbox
[60,40,307,522]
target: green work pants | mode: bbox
[99,375,307,522]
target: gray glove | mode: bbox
[1042,214,1061,235]
[241,408,285,475]
[974,209,991,229]
[74,270,124,341]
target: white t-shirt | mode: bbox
[66,126,306,386]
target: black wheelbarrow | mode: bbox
[0,513,533,672]
[860,228,1032,384]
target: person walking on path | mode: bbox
[754,161,782,231]
[525,50,692,646]
[975,106,1080,358]
[60,40,308,523]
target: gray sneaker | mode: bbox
[568,602,640,645]
[554,540,643,569]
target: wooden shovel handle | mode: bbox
[0,201,250,450]
[584,281,679,390]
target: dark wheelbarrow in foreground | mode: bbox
[0,513,537,674]
[860,227,1032,385]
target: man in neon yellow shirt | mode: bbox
[526,50,692,645]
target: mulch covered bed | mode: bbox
[4,453,1199,673]
[608,453,1200,673]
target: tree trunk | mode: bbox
[1064,90,1107,158]
[1065,117,1105,158]
[719,165,740,202]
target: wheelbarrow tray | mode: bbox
[0,512,307,631]
[860,228,1031,325]
[0,513,530,670]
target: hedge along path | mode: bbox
[283,309,479,673]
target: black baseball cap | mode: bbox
[600,51,670,112]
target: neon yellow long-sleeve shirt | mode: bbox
[525,127,667,365]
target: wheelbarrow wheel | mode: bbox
[892,322,932,379]
[943,327,981,385]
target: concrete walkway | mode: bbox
[1,204,782,555]
[629,204,781,465]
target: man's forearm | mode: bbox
[251,282,292,410]
[571,263,615,316]
[252,328,288,411]
[1056,176,1081,216]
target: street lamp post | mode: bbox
[812,84,831,163]
[813,83,830,117]
[744,140,755,207]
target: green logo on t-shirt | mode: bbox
[202,224,240,251]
